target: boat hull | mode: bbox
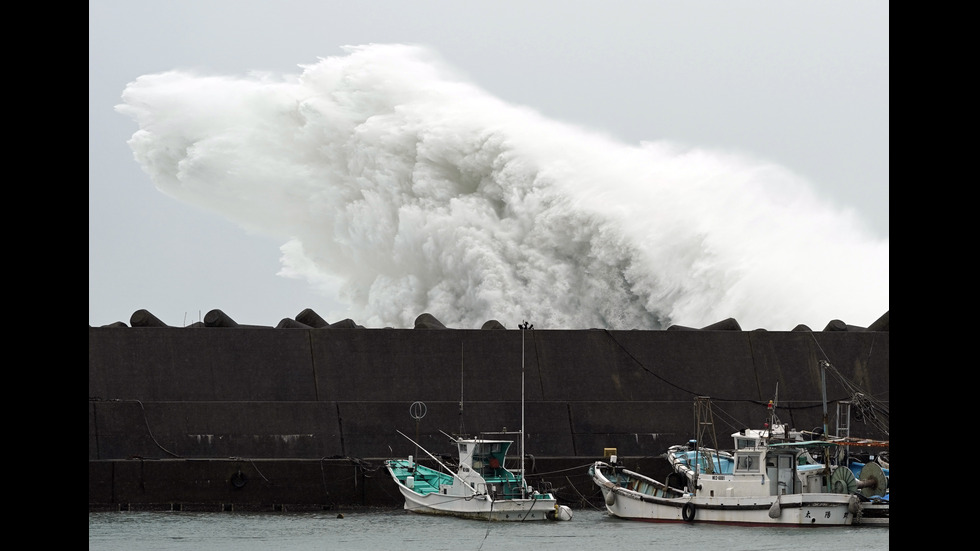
[854,501,889,525]
[393,483,565,521]
[592,462,857,526]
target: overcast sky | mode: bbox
[89,1,888,330]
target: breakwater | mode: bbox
[89,310,888,511]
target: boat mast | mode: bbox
[819,359,830,437]
[818,359,832,492]
[459,342,465,436]
[692,396,719,492]
[519,320,532,498]
[409,401,426,471]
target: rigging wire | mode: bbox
[600,329,888,436]
[810,333,890,438]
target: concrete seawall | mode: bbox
[89,312,888,511]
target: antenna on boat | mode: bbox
[409,401,426,471]
[519,320,533,499]
[765,382,779,443]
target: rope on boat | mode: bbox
[808,333,889,437]
[528,462,597,477]
[478,495,494,551]
[565,476,604,511]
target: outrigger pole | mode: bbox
[395,429,478,493]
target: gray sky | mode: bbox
[89,0,888,329]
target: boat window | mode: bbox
[736,453,761,473]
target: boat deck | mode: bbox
[387,458,545,499]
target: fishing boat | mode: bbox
[589,396,864,526]
[385,430,573,521]
[384,321,573,522]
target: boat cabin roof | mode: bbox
[767,440,837,448]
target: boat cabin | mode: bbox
[458,438,511,477]
[455,438,529,499]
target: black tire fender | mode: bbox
[682,501,696,522]
[231,470,248,489]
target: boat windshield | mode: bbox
[734,437,755,449]
[736,452,762,473]
[474,441,511,466]
[458,439,513,470]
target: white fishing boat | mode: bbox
[590,397,864,526]
[384,321,573,522]
[385,431,572,521]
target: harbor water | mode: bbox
[89,507,888,550]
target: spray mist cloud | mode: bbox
[116,43,888,330]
